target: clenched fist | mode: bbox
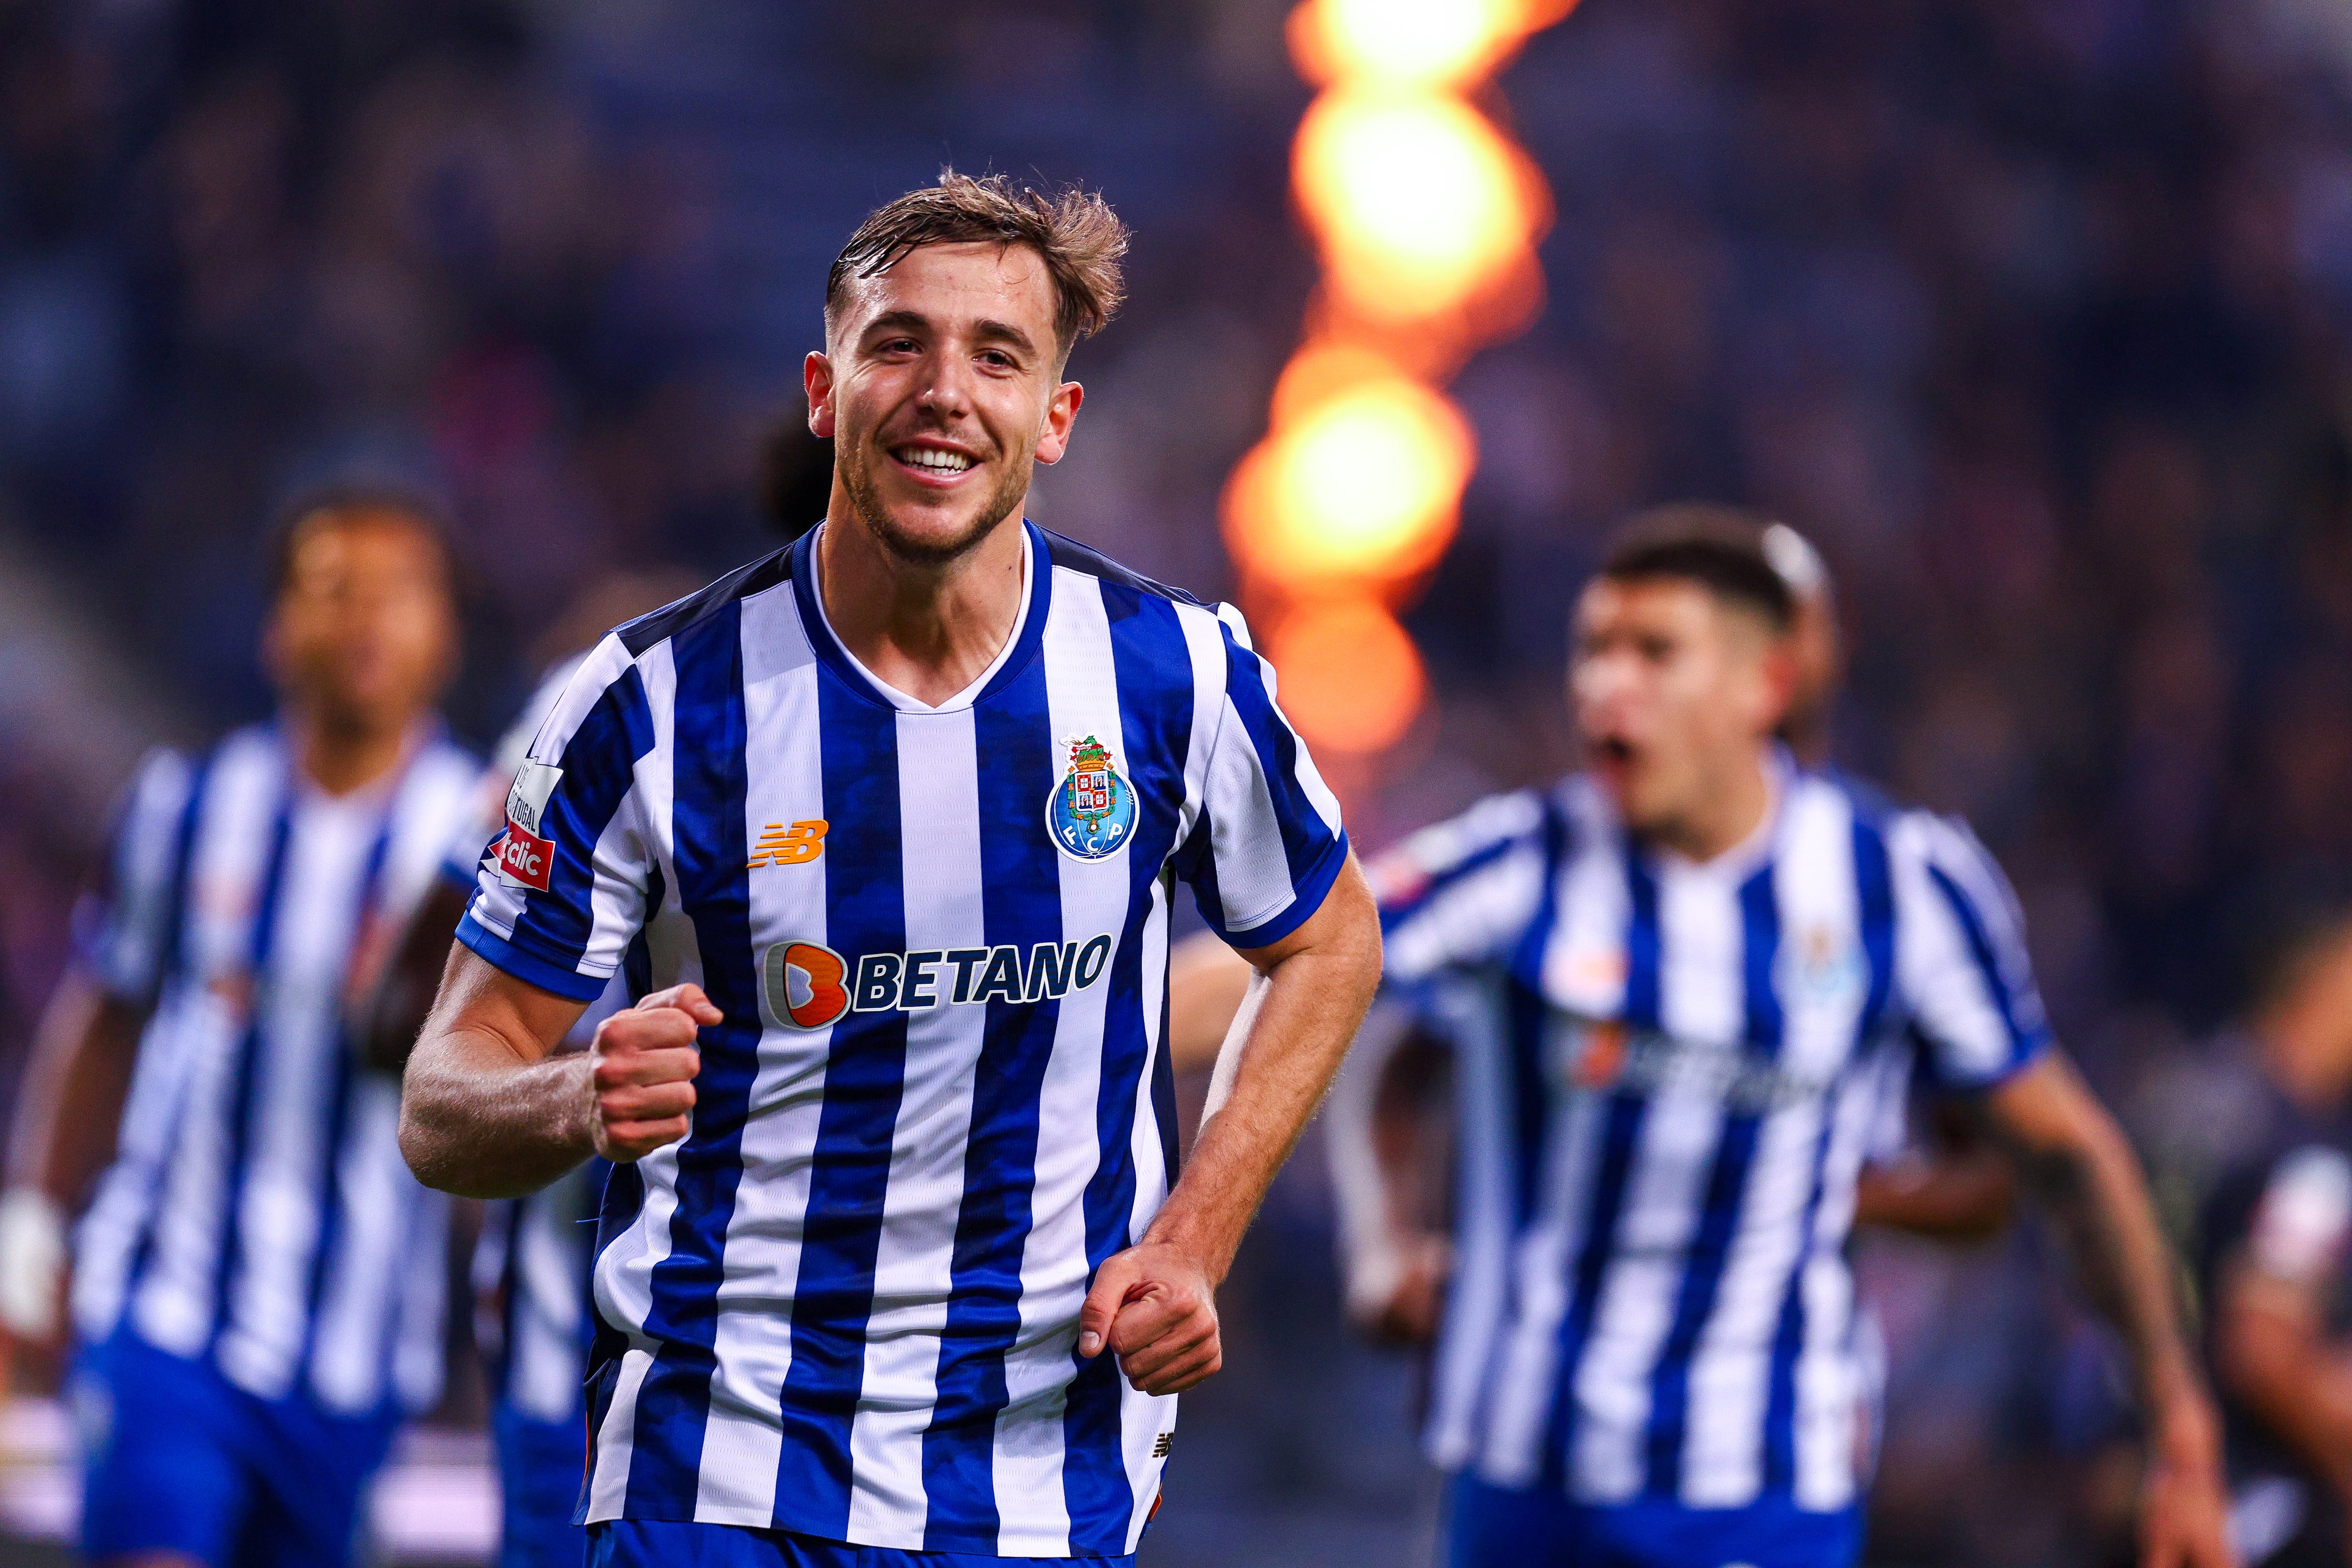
[589,983,716,1162]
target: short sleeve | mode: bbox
[2243,1147,2352,1284]
[1172,607,1348,948]
[81,748,198,1007]
[440,656,590,891]
[455,638,660,1002]
[1891,812,2052,1090]
[1370,790,1549,986]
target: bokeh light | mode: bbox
[1295,92,1547,324]
[1230,0,1575,757]
[1225,368,1473,585]
[1263,598,1428,756]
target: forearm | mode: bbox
[2012,1089,2210,1434]
[400,1034,592,1198]
[1146,930,1378,1283]
[398,949,595,1198]
[8,973,144,1207]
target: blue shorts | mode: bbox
[77,1329,402,1568]
[587,1519,1137,1568]
[493,1399,590,1568]
[1446,1473,1862,1568]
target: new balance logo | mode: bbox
[747,820,827,868]
[1151,1433,1173,1458]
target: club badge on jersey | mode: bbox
[1048,734,1135,861]
[495,761,564,891]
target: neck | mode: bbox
[288,707,416,797]
[817,495,1029,708]
[1647,745,1775,863]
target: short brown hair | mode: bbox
[267,482,455,599]
[824,169,1128,361]
[1598,504,1795,633]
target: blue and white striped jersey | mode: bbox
[1373,763,2047,1514]
[456,521,1348,1556]
[456,653,620,1427]
[72,724,481,1416]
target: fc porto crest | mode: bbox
[1048,733,1136,861]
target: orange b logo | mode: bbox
[763,940,850,1029]
[748,820,828,869]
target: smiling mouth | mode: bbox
[890,442,977,478]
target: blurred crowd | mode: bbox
[8,0,2352,1562]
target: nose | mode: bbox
[914,350,975,422]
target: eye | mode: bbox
[978,349,1017,369]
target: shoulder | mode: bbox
[1369,788,1554,909]
[613,547,795,659]
[1037,526,1205,611]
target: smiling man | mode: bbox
[395,173,1382,1568]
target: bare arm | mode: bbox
[8,971,148,1207]
[1980,1051,2233,1568]
[398,948,715,1200]
[1854,1104,2016,1242]
[1324,1005,1452,1344]
[0,971,152,1345]
[359,878,471,1074]
[1164,932,1255,1078]
[1076,857,1383,1393]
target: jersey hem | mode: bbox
[1220,828,1350,949]
[455,913,612,1002]
[575,1507,1143,1559]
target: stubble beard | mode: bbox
[839,431,1032,568]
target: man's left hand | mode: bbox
[1076,1242,1221,1395]
[2138,1419,2238,1568]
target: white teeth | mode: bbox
[899,447,972,473]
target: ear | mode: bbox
[1756,636,1797,736]
[805,351,837,439]
[1033,380,1085,467]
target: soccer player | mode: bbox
[395,172,1383,1567]
[1319,508,2229,1566]
[361,570,692,1568]
[2194,914,2352,1567]
[0,489,479,1568]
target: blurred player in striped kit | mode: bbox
[1,490,478,1568]
[1190,508,2230,1567]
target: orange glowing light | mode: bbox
[1290,0,1538,90]
[1266,598,1427,755]
[1233,0,1575,764]
[1295,91,1549,326]
[1225,366,1474,587]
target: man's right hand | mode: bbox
[588,983,715,1162]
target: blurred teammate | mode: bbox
[362,569,692,1568]
[393,172,1383,1568]
[1318,508,2225,1567]
[0,490,477,1568]
[2195,915,2352,1566]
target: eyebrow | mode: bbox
[861,309,1040,359]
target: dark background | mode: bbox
[4,0,2351,1561]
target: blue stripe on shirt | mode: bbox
[1061,584,1201,1555]
[768,657,913,1537]
[1643,862,1785,1496]
[1543,839,1661,1487]
[623,598,759,1517]
[506,666,657,972]
[921,653,1063,1552]
[1925,862,2048,1077]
